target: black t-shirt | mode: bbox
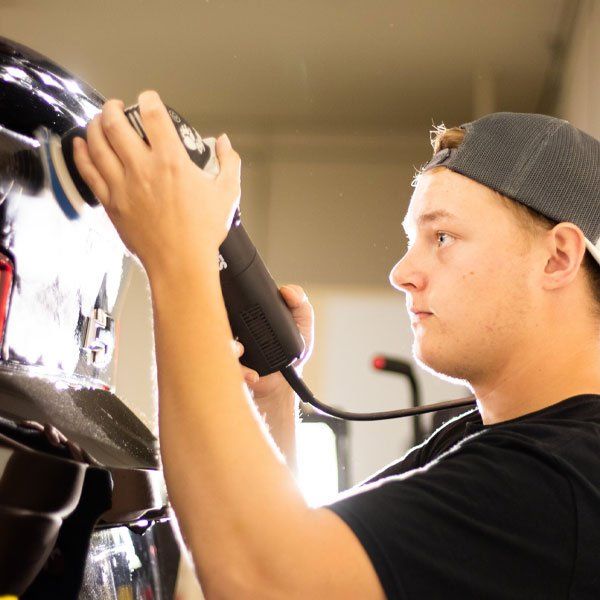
[327,394,600,599]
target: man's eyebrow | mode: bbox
[402,209,459,232]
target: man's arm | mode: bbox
[252,385,299,474]
[73,92,385,599]
[150,264,384,598]
[237,283,313,475]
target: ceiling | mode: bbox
[0,0,568,135]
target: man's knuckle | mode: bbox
[105,200,120,216]
[102,115,119,132]
[127,160,147,181]
[158,154,182,175]
[87,142,102,162]
[104,98,120,111]
[141,180,155,198]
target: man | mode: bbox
[74,95,600,598]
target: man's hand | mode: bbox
[72,90,241,277]
[234,284,314,399]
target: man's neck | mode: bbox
[473,342,600,425]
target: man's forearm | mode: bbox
[254,387,299,474]
[148,256,311,594]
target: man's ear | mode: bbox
[542,223,587,290]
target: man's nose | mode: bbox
[389,250,426,293]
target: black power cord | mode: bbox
[281,366,477,421]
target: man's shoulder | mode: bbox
[474,394,600,453]
[421,407,482,459]
[362,408,481,484]
[439,393,600,454]
[365,394,600,485]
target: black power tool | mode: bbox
[35,105,305,379]
[33,105,476,421]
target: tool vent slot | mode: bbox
[240,304,287,368]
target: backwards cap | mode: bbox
[422,112,600,264]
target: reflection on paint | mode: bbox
[80,526,160,600]
[0,38,132,388]
[2,185,125,375]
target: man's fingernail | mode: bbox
[292,288,307,302]
[140,90,160,106]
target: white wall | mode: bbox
[557,0,600,137]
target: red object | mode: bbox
[372,356,387,370]
[0,254,14,345]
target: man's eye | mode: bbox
[436,232,453,246]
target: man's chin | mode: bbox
[412,342,470,385]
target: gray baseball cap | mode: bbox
[422,112,600,265]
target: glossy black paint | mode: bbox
[0,37,180,599]
[0,36,127,386]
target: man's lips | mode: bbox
[409,309,433,324]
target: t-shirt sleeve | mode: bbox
[326,432,576,600]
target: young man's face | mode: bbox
[390,167,543,386]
